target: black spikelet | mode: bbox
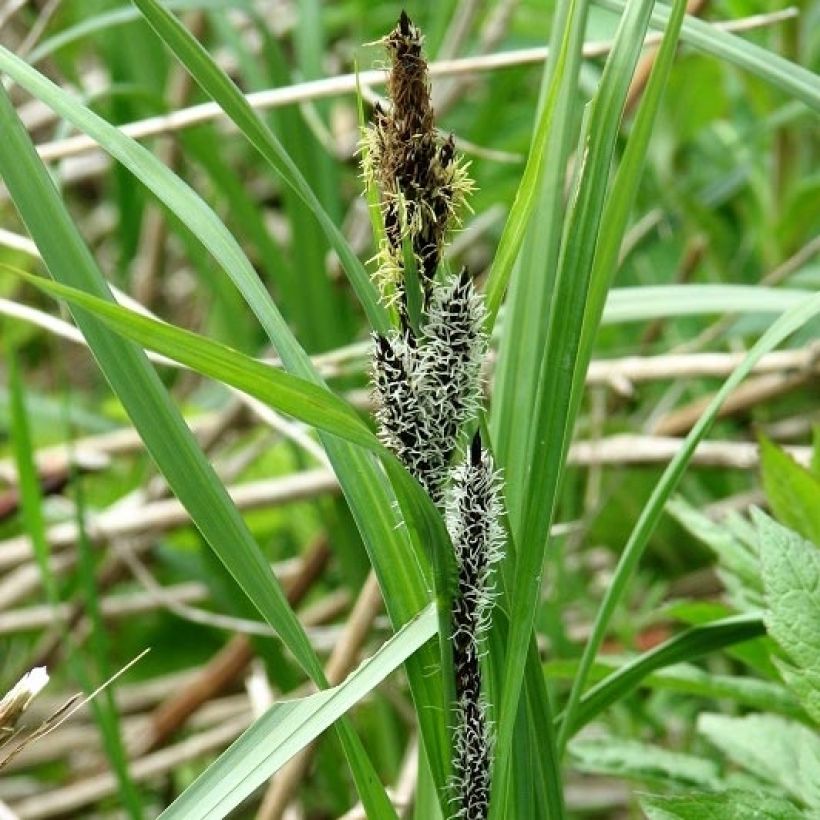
[371,269,487,506]
[372,331,439,498]
[447,433,503,820]
[418,268,487,486]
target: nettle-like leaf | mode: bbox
[759,435,820,546]
[698,712,820,809]
[640,790,803,820]
[755,510,820,724]
[667,497,763,611]
[569,737,722,791]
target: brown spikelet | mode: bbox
[363,12,473,309]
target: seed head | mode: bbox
[362,13,474,309]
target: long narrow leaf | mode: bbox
[572,0,689,403]
[6,347,59,604]
[602,285,814,324]
[482,0,586,328]
[558,291,820,748]
[5,268,381,454]
[487,3,589,812]
[598,0,820,112]
[492,0,658,800]
[161,604,438,820]
[131,0,387,333]
[490,0,588,531]
[560,614,766,736]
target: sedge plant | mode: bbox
[1,2,819,819]
[363,14,503,818]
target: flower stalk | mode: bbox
[363,14,503,819]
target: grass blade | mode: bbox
[131,0,387,334]
[598,0,820,112]
[492,0,658,804]
[5,268,380,454]
[602,285,815,324]
[74,480,144,819]
[482,0,586,328]
[487,2,590,812]
[572,0,688,409]
[0,83,397,820]
[557,291,820,751]
[490,0,588,530]
[160,604,437,820]
[0,87,321,673]
[559,614,766,736]
[6,345,59,605]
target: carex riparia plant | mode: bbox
[362,13,503,819]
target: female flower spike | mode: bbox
[371,267,487,506]
[447,433,503,819]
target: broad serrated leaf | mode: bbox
[755,511,820,725]
[640,790,803,820]
[698,712,820,808]
[667,497,763,611]
[759,435,820,546]
[570,737,722,790]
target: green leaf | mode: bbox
[698,712,820,808]
[495,0,660,787]
[486,4,592,814]
[26,1,241,66]
[667,497,763,611]
[755,511,820,725]
[599,0,820,113]
[0,80,396,820]
[6,268,381,455]
[640,790,803,820]
[571,0,690,422]
[74,482,144,820]
[561,614,767,736]
[490,0,588,532]
[557,290,820,752]
[601,285,814,324]
[160,604,437,820]
[131,0,387,334]
[546,659,803,720]
[759,435,820,546]
[6,345,59,605]
[482,0,587,328]
[570,737,722,790]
